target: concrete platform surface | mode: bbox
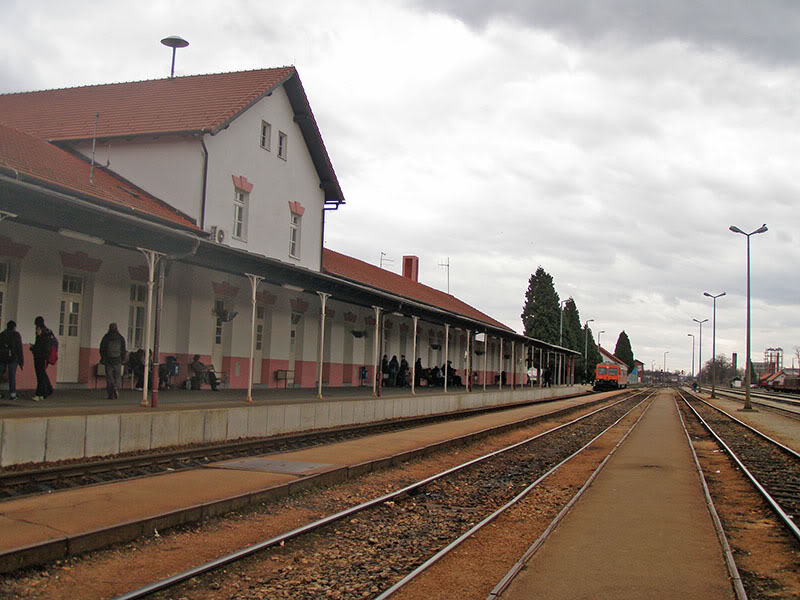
[501,392,735,600]
[0,390,604,560]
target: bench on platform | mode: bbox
[275,369,295,388]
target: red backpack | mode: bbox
[46,329,59,365]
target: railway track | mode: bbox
[700,386,800,420]
[676,388,800,541]
[113,390,653,600]
[0,391,598,501]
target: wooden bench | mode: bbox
[275,369,295,388]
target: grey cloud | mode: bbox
[418,0,800,65]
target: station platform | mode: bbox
[0,388,605,572]
[500,391,735,600]
[0,383,589,467]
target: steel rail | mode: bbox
[677,390,800,542]
[674,392,748,600]
[701,385,800,410]
[113,390,649,600]
[481,390,655,600]
[1,389,597,497]
[686,390,800,461]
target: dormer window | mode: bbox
[260,121,271,151]
[278,131,288,160]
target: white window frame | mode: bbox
[289,213,301,259]
[260,120,271,151]
[278,131,288,160]
[233,189,249,241]
[128,283,147,349]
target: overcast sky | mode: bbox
[3,0,799,374]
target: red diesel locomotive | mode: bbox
[594,363,628,391]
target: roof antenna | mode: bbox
[438,256,450,294]
[89,112,99,184]
[379,252,394,269]
[161,35,189,78]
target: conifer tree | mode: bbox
[561,298,582,352]
[521,266,560,344]
[614,330,635,371]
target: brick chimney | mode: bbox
[402,255,419,282]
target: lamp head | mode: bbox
[755,224,768,234]
[703,292,711,298]
[729,225,744,234]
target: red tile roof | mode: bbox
[0,67,295,141]
[0,123,198,229]
[0,67,345,206]
[322,249,513,331]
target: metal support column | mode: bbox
[245,273,264,403]
[316,292,331,400]
[444,324,450,393]
[499,338,503,391]
[372,306,382,397]
[483,331,488,391]
[150,259,166,408]
[466,330,472,391]
[511,341,516,390]
[137,248,163,408]
[411,316,418,395]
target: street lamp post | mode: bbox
[704,291,726,399]
[730,224,768,411]
[687,333,695,378]
[663,350,669,374]
[693,318,708,386]
[558,300,568,385]
[597,330,605,348]
[583,319,594,383]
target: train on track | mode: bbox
[593,362,628,391]
[762,376,800,395]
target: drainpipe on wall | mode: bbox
[200,135,209,231]
[320,207,326,270]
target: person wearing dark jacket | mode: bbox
[30,316,53,401]
[100,323,127,399]
[0,320,24,400]
[388,355,399,387]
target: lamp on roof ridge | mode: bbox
[161,36,189,79]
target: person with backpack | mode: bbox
[100,322,127,400]
[30,316,54,401]
[0,320,24,400]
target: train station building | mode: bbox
[0,66,579,399]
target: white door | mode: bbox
[57,274,83,382]
[212,299,224,372]
[253,305,265,383]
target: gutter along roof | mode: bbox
[0,67,344,207]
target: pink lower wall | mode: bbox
[15,347,528,391]
[12,358,57,391]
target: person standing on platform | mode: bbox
[0,320,23,400]
[99,323,127,400]
[30,316,53,401]
[414,357,422,387]
[389,355,399,387]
